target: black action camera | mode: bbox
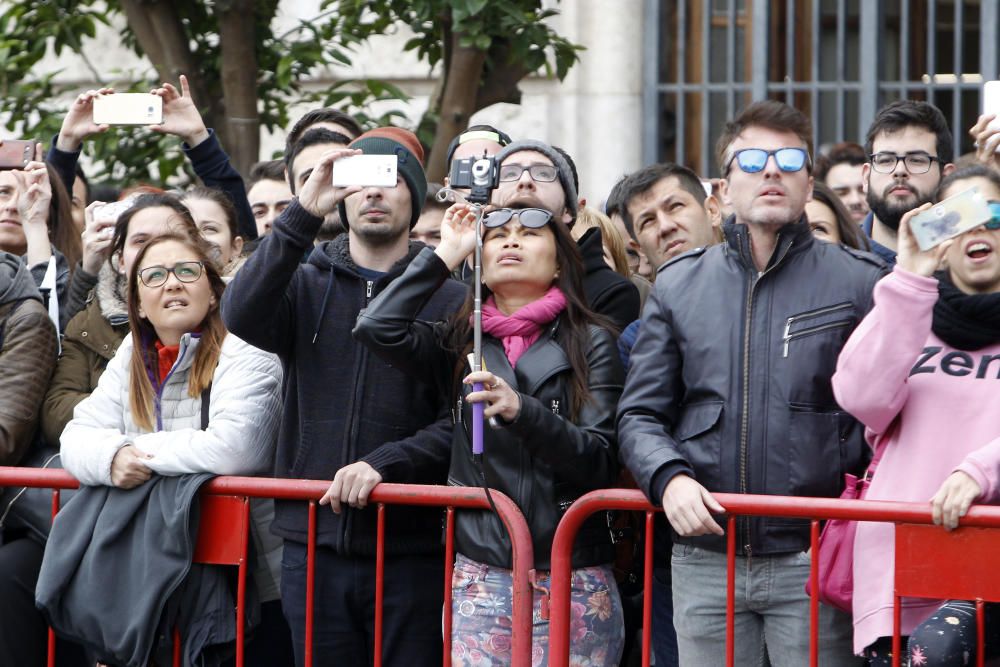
[448,154,499,204]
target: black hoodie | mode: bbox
[223,201,467,555]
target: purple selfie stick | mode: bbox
[471,206,485,457]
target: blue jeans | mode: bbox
[280,541,443,667]
[651,565,680,666]
[670,545,859,667]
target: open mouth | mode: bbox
[966,241,993,260]
[164,299,189,310]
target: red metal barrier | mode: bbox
[548,489,1000,667]
[0,468,535,667]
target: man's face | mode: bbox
[291,142,344,233]
[720,126,813,227]
[493,150,570,224]
[626,176,721,268]
[863,127,943,232]
[411,206,445,247]
[824,163,868,222]
[248,178,293,236]
[343,176,413,247]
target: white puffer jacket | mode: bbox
[61,331,283,486]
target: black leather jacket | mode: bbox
[354,248,625,569]
[618,218,886,556]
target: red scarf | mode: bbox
[479,287,567,367]
[154,340,180,385]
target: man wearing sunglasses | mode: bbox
[861,100,956,266]
[493,139,641,331]
[619,100,885,666]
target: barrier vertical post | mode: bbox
[809,520,820,667]
[726,516,736,667]
[305,501,317,667]
[443,508,456,667]
[641,511,654,667]
[235,498,249,667]
[374,504,386,667]
[47,488,60,667]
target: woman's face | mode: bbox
[805,199,841,245]
[136,240,215,345]
[482,217,559,303]
[183,196,242,266]
[0,170,26,254]
[940,177,1000,294]
[119,206,182,277]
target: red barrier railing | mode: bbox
[0,468,535,667]
[548,489,1000,667]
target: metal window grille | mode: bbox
[645,0,1000,176]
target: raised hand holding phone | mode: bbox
[149,75,210,148]
[296,148,363,218]
[899,203,952,277]
[57,88,115,152]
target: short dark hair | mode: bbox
[285,128,352,193]
[864,100,953,164]
[285,108,362,155]
[604,175,630,218]
[814,142,867,182]
[934,164,1000,201]
[618,163,707,238]
[716,100,814,175]
[247,159,286,192]
[444,124,512,166]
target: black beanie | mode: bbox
[337,127,428,229]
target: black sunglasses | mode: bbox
[482,207,554,229]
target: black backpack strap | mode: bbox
[200,383,212,430]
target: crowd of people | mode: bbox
[0,69,999,667]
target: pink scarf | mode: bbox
[479,287,567,367]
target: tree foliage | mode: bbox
[0,0,580,187]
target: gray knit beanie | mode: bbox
[495,139,578,218]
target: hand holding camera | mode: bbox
[81,200,128,275]
[149,75,210,148]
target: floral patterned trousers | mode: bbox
[450,553,625,666]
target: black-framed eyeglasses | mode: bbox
[138,261,205,288]
[869,152,942,174]
[482,207,554,229]
[497,163,559,183]
[726,147,810,174]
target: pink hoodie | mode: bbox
[832,266,1000,655]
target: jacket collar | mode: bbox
[95,263,129,324]
[483,318,570,396]
[311,233,429,282]
[577,226,606,273]
[723,214,815,271]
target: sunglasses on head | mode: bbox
[482,207,554,229]
[985,201,1000,230]
[727,147,810,174]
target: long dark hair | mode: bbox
[445,214,611,419]
[181,185,240,241]
[810,182,870,251]
[126,232,228,431]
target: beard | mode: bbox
[866,181,933,232]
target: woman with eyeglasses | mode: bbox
[834,164,1000,665]
[354,203,627,665]
[49,231,284,665]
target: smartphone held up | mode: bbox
[92,93,163,126]
[910,186,996,251]
[0,140,35,170]
[331,154,398,188]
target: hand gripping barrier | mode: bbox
[0,468,535,667]
[548,489,1000,667]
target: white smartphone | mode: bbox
[93,197,137,224]
[984,81,1000,132]
[92,94,163,125]
[332,154,398,188]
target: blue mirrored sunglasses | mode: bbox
[986,201,1000,230]
[727,147,810,174]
